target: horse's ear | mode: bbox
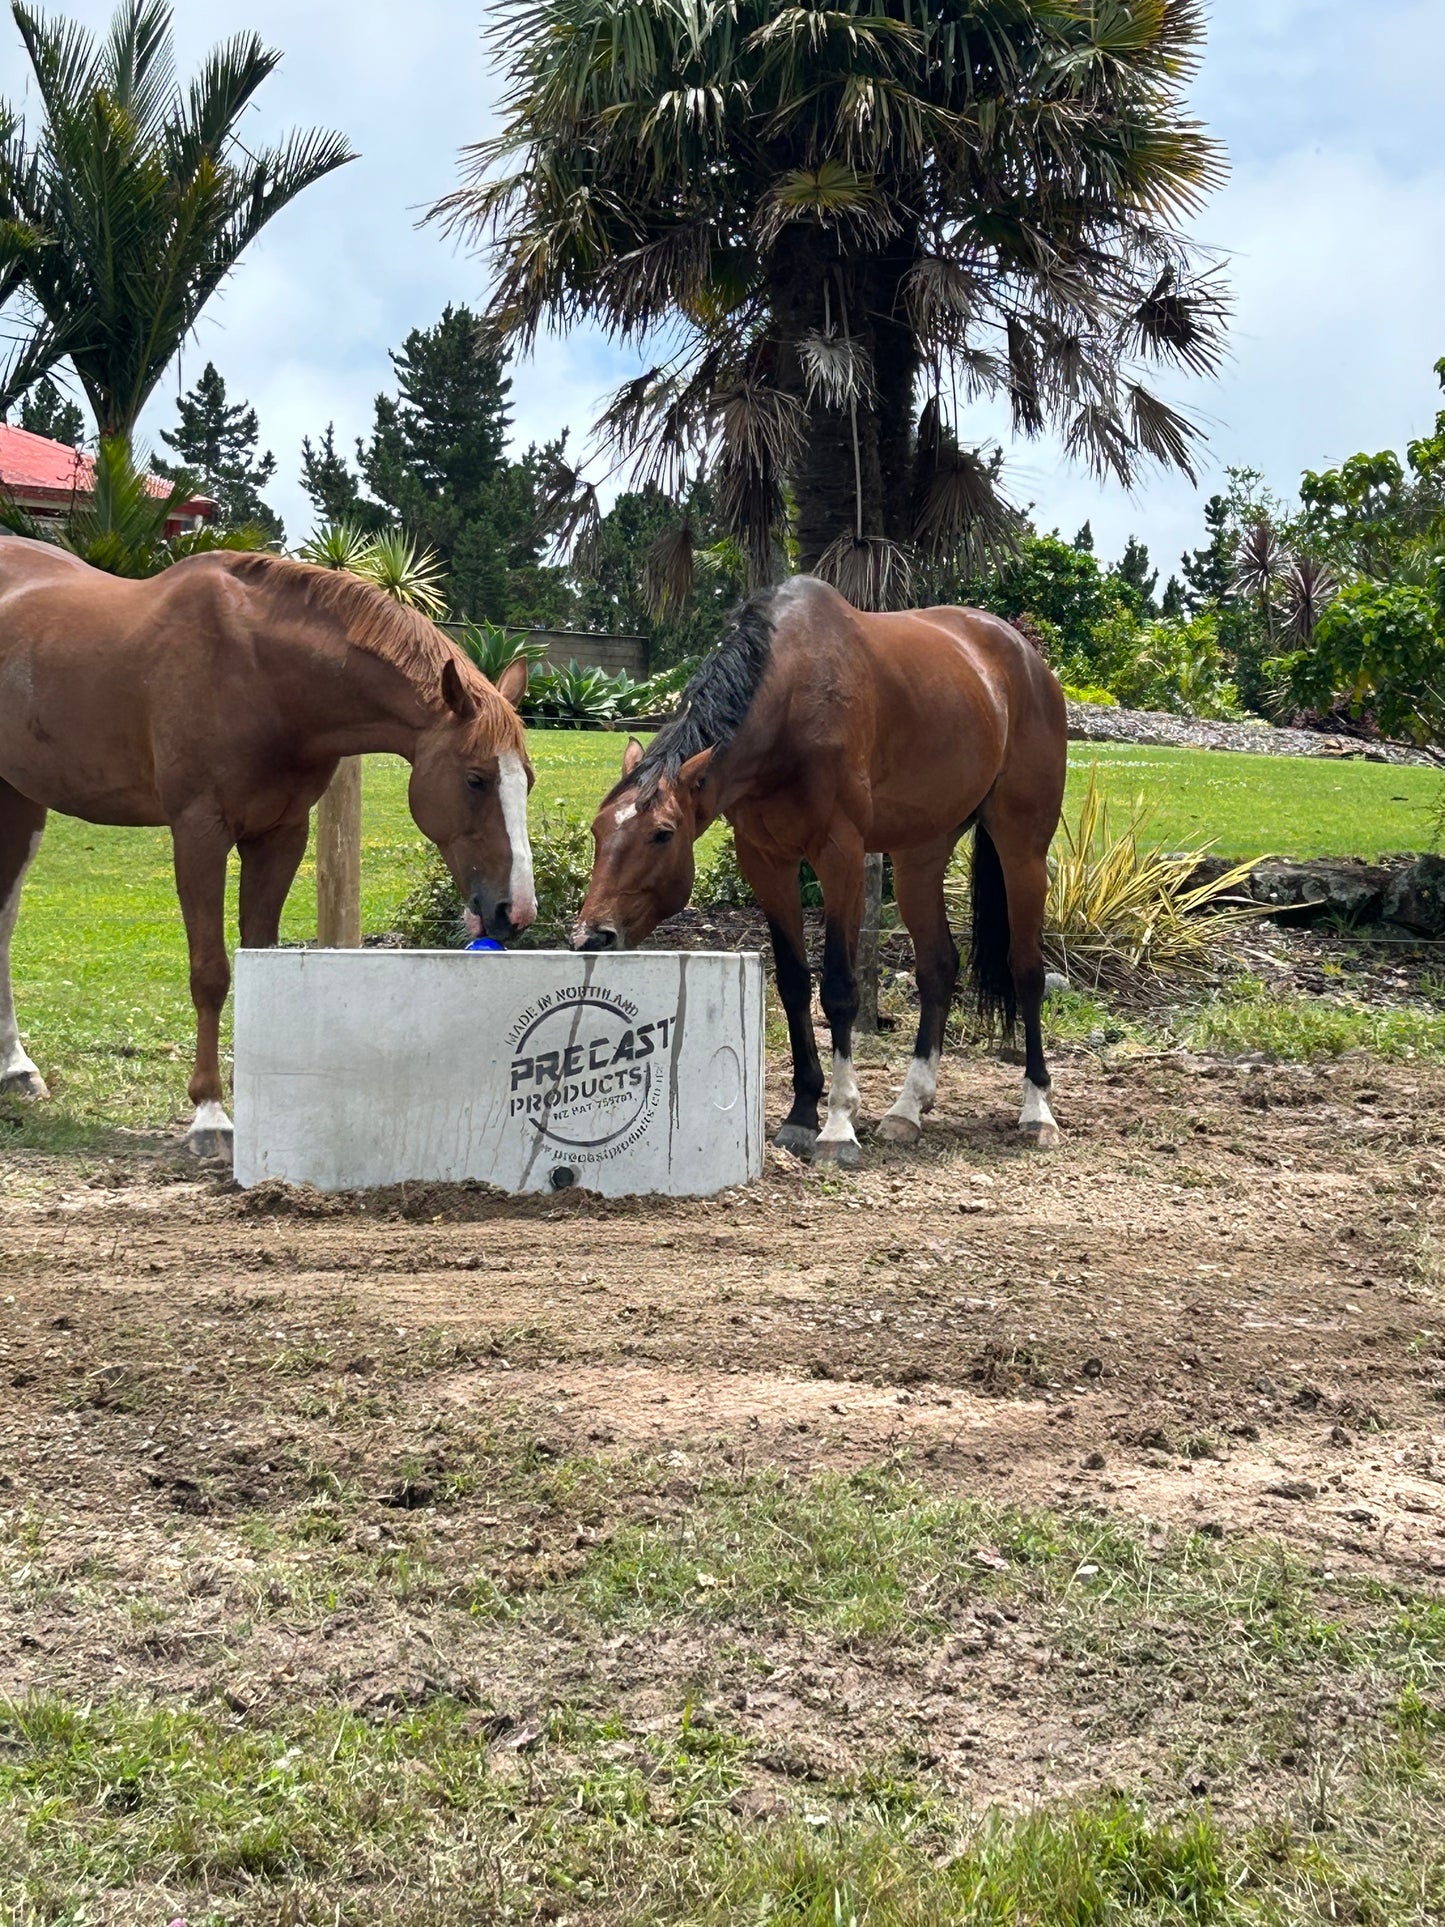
[495,656,529,709]
[621,736,645,776]
[441,657,478,720]
[678,747,713,795]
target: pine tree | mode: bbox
[155,363,282,540]
[1073,520,1095,553]
[1110,535,1159,616]
[1160,574,1186,619]
[355,304,564,623]
[17,374,86,446]
[1180,494,1235,611]
[299,424,386,532]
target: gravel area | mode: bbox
[1066,699,1443,768]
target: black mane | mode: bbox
[616,587,779,801]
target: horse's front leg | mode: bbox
[172,819,235,1157]
[810,834,866,1170]
[0,782,49,1100]
[736,835,823,1157]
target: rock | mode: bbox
[1328,1424,1354,1447]
[1264,1478,1318,1502]
[1248,859,1389,927]
[1044,971,1071,997]
[1381,854,1445,936]
[1083,1450,1107,1470]
[1082,1357,1104,1378]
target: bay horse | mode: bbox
[573,575,1067,1162]
[0,535,535,1153]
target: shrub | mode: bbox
[945,771,1263,995]
[456,619,549,684]
[1061,683,1117,707]
[1086,608,1242,719]
[390,806,595,948]
[1276,576,1445,743]
[695,827,754,908]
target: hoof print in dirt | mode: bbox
[812,1137,861,1170]
[774,1124,818,1159]
[875,1114,922,1146]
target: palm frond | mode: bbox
[1279,554,1338,644]
[798,328,873,410]
[641,520,697,617]
[814,532,914,613]
[1127,383,1202,481]
[534,462,603,569]
[1233,518,1287,603]
[754,161,897,247]
[911,442,1022,573]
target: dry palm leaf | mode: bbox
[814,532,915,612]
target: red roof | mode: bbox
[0,422,214,514]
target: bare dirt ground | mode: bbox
[2,1042,1444,1894]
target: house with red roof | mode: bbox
[0,423,215,535]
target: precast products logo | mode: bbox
[506,984,677,1160]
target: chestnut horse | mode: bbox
[574,575,1067,1162]
[0,535,535,1153]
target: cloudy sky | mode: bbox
[4,1,1443,582]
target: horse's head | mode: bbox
[408,656,537,942]
[573,737,714,951]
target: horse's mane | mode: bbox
[615,586,779,803]
[218,551,514,731]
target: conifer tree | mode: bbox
[1111,535,1159,616]
[17,374,85,447]
[155,362,282,540]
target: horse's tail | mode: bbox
[969,820,1017,1037]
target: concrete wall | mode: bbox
[233,949,764,1199]
[443,624,650,680]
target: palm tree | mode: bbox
[1232,518,1287,644]
[0,0,354,437]
[437,0,1228,607]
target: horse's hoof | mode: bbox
[774,1123,818,1160]
[812,1136,861,1170]
[876,1113,921,1146]
[187,1124,234,1162]
[1020,1120,1062,1151]
[0,1068,49,1101]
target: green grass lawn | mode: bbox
[5,732,1440,1138]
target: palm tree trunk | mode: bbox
[868,243,920,547]
[769,246,886,574]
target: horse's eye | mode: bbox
[651,826,674,846]
[467,773,489,793]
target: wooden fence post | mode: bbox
[855,851,885,1033]
[316,757,363,949]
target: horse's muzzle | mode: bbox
[572,921,619,953]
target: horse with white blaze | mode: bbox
[573,575,1067,1162]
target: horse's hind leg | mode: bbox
[983,812,1059,1148]
[0,781,48,1099]
[172,820,235,1157]
[878,838,959,1146]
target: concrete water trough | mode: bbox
[233,949,766,1198]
